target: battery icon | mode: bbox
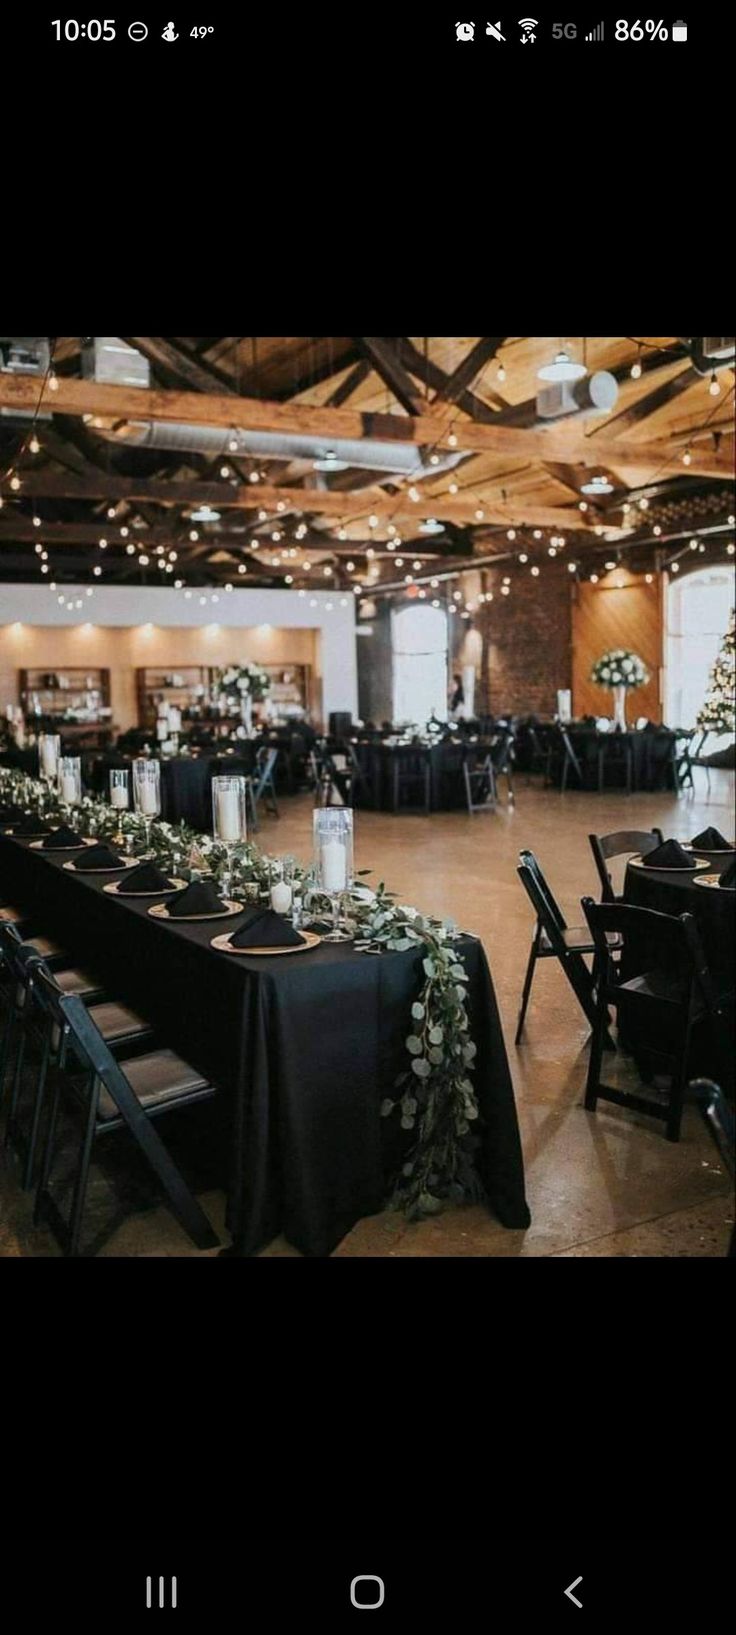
[672,19,688,39]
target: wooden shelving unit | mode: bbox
[136,664,312,727]
[136,666,210,729]
[20,668,112,740]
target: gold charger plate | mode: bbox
[210,929,322,956]
[629,854,710,873]
[63,856,142,874]
[103,877,186,897]
[148,899,242,922]
[29,836,96,851]
[694,874,735,890]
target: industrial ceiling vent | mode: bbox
[0,337,51,374]
[688,338,735,375]
[536,370,618,421]
[81,337,151,388]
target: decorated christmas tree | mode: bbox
[697,609,735,733]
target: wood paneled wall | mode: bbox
[572,569,663,721]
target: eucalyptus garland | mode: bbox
[0,767,482,1218]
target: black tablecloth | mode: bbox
[623,852,735,1085]
[351,741,488,811]
[551,728,677,792]
[623,853,735,989]
[88,750,258,830]
[0,833,530,1254]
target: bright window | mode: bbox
[665,567,733,736]
[391,604,448,726]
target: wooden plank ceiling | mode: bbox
[0,337,733,591]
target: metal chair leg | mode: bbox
[22,1029,52,1191]
[67,1077,100,1257]
[515,925,541,1043]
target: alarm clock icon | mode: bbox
[456,21,475,40]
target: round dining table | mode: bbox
[623,848,735,1085]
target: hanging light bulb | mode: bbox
[653,525,662,536]
[496,362,506,383]
[590,573,599,583]
[448,481,459,495]
[630,348,642,380]
[689,539,698,550]
[530,565,540,577]
[249,471,260,483]
[507,529,516,541]
[228,435,239,452]
[645,573,653,583]
[639,497,649,511]
[518,552,528,564]
[10,475,21,490]
[682,450,691,466]
[29,434,40,454]
[48,370,59,391]
[708,372,720,396]
[671,561,680,573]
[447,432,458,448]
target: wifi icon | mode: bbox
[518,17,538,42]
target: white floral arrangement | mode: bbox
[591,649,650,689]
[215,663,271,702]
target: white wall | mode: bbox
[0,583,359,724]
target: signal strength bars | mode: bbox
[585,20,604,39]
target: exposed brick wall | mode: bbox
[454,562,573,715]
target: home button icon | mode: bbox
[350,1575,385,1609]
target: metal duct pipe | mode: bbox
[100,420,464,479]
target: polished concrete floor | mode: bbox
[1,770,733,1257]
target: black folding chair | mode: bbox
[589,829,664,903]
[673,729,696,791]
[0,920,105,1119]
[515,850,618,1046]
[526,724,555,785]
[580,898,729,1142]
[490,728,515,804]
[555,725,585,792]
[3,939,153,1191]
[252,746,280,821]
[596,733,634,794]
[30,965,219,1256]
[463,745,497,813]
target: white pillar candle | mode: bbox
[216,787,242,842]
[110,785,128,809]
[60,774,77,804]
[138,782,158,815]
[321,839,347,892]
[41,742,58,776]
[156,719,168,741]
[270,881,292,913]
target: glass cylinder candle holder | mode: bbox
[212,774,247,898]
[39,732,60,785]
[57,755,82,811]
[313,807,354,942]
[132,758,161,854]
[109,767,130,811]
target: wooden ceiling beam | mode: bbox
[434,337,506,403]
[356,338,426,416]
[588,364,700,437]
[0,373,730,480]
[325,359,371,407]
[119,337,237,395]
[4,471,599,531]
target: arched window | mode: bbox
[665,566,733,737]
[391,604,448,726]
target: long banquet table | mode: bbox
[0,832,531,1255]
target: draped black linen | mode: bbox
[0,833,530,1255]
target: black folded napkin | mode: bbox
[690,827,733,851]
[42,824,84,849]
[72,843,126,871]
[718,859,736,889]
[120,860,176,892]
[229,907,306,949]
[13,813,53,836]
[641,839,697,870]
[166,879,230,917]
